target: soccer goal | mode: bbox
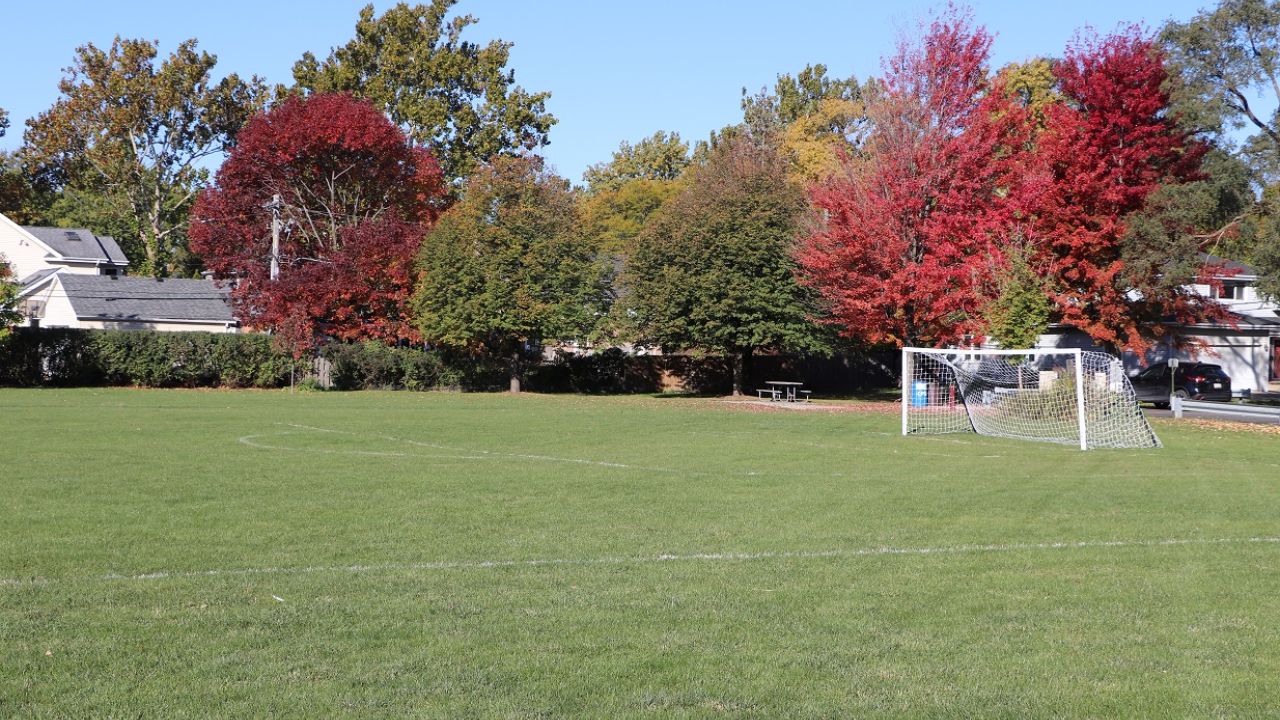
[901,348,1160,450]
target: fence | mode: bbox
[1171,397,1280,423]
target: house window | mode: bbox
[1215,282,1246,300]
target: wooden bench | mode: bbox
[798,390,813,402]
[756,388,781,401]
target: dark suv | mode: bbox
[1132,362,1232,406]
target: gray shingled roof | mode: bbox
[22,226,129,266]
[18,267,58,291]
[58,274,236,323]
[1200,253,1258,277]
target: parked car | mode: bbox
[1131,362,1232,406]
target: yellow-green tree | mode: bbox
[727,64,876,185]
[580,178,682,256]
[997,58,1062,129]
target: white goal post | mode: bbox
[901,347,1160,450]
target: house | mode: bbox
[0,211,238,333]
[1039,254,1280,393]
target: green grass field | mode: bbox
[3,388,1279,717]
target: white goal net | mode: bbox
[902,348,1160,450]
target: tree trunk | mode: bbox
[731,348,752,396]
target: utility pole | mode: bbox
[264,194,283,281]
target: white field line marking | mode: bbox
[237,432,486,460]
[269,423,685,474]
[4,536,1277,588]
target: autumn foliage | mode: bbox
[798,16,1228,355]
[798,10,1031,347]
[1029,29,1223,353]
[190,93,447,345]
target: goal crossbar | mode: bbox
[901,347,1160,450]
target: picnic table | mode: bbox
[757,380,810,402]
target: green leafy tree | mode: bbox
[21,37,266,276]
[779,96,873,184]
[582,131,690,193]
[741,64,865,131]
[708,65,874,184]
[625,137,826,395]
[0,257,22,341]
[1163,0,1280,155]
[414,155,609,392]
[982,243,1052,349]
[1163,2,1280,292]
[292,1,555,183]
[0,107,8,137]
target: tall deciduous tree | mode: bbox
[22,37,266,276]
[190,93,447,344]
[741,64,866,131]
[1162,0,1280,294]
[1030,28,1227,354]
[413,155,609,392]
[719,65,876,184]
[582,131,690,193]
[292,1,555,183]
[798,10,1031,348]
[1162,0,1280,163]
[626,136,825,395]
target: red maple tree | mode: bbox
[1028,28,1225,354]
[190,93,447,344]
[797,9,1032,347]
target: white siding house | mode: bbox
[1,211,238,334]
[1039,255,1280,393]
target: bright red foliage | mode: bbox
[1029,28,1223,354]
[190,93,447,344]
[797,10,1031,347]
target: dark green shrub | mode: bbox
[322,341,457,391]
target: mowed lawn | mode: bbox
[2,389,1279,718]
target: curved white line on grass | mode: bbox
[278,423,683,474]
[4,536,1277,587]
[237,432,486,460]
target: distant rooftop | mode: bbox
[1199,253,1258,278]
[21,226,129,267]
[58,274,236,324]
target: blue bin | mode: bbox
[911,381,929,407]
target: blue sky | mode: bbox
[0,0,1214,183]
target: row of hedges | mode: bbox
[0,329,899,393]
[0,329,304,388]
